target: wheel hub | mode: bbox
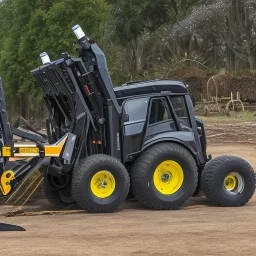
[153,160,184,195]
[100,180,108,188]
[90,170,116,198]
[223,172,244,195]
[59,188,75,204]
[224,177,236,190]
[161,173,172,182]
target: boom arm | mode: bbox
[0,24,122,198]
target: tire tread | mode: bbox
[201,155,255,206]
[72,154,130,213]
[131,142,198,210]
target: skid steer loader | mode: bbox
[0,25,255,213]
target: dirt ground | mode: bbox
[1,120,256,256]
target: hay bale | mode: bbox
[167,67,211,102]
[231,75,256,103]
[184,76,204,102]
[205,72,256,103]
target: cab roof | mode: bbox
[114,79,188,98]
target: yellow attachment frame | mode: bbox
[0,134,68,159]
[0,134,69,197]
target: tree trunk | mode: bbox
[20,96,26,118]
[248,54,254,70]
[131,36,144,75]
[244,7,254,70]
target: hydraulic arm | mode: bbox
[0,25,121,198]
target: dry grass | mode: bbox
[197,111,256,124]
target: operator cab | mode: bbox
[114,79,191,130]
[115,79,207,165]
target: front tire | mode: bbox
[43,174,75,207]
[131,143,198,210]
[201,155,255,206]
[72,154,130,213]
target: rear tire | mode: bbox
[72,154,130,213]
[131,143,198,210]
[201,155,255,206]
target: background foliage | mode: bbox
[0,0,255,119]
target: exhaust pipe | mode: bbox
[72,24,91,50]
[40,52,51,65]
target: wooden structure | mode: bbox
[225,92,244,112]
[195,74,245,115]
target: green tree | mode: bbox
[0,0,107,119]
[110,0,178,75]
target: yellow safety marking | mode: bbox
[0,170,15,196]
[44,146,63,157]
[19,147,40,154]
[14,143,39,157]
[44,135,68,157]
[2,147,12,157]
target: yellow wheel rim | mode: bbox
[90,171,116,199]
[224,175,237,191]
[153,160,184,195]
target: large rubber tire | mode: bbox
[71,154,130,213]
[43,174,75,207]
[201,155,255,206]
[131,143,198,210]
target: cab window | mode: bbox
[123,97,149,123]
[149,98,172,125]
[169,96,191,127]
